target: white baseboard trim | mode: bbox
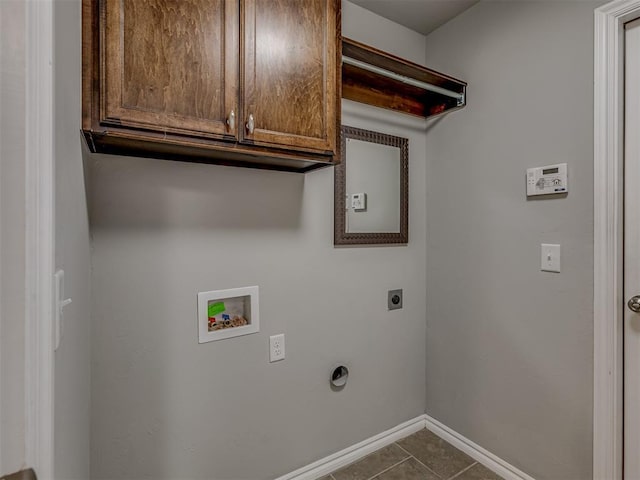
[276,414,536,480]
[274,416,426,480]
[424,415,535,480]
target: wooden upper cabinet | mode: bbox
[101,0,238,139]
[82,0,341,172]
[241,0,338,155]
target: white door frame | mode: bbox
[594,1,640,478]
[24,0,55,478]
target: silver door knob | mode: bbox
[629,295,640,312]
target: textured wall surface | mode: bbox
[422,2,601,479]
[0,1,26,475]
[54,1,92,479]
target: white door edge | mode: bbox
[24,0,55,478]
[594,1,640,479]
[623,17,640,480]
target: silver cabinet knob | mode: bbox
[246,114,254,134]
[629,295,640,313]
[226,109,235,132]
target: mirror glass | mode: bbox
[334,126,408,245]
[346,139,400,233]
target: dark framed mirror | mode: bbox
[334,126,408,245]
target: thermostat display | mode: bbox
[526,163,568,196]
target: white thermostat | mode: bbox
[526,163,568,196]
[351,193,367,211]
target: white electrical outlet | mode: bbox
[270,334,285,362]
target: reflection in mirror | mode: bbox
[334,126,408,245]
[346,139,400,233]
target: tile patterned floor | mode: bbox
[320,429,503,480]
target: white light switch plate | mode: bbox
[541,244,561,273]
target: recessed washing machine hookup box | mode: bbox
[197,286,259,343]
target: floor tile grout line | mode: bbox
[331,444,410,480]
[447,461,478,480]
[393,442,444,479]
[408,455,445,480]
[392,441,415,459]
[366,456,413,480]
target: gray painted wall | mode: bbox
[54,1,92,478]
[422,2,599,479]
[0,1,27,475]
[89,3,427,479]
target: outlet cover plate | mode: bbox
[270,334,285,362]
[388,289,403,310]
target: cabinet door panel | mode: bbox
[102,0,238,139]
[242,0,338,154]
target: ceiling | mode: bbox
[348,0,479,35]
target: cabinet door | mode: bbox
[101,0,238,139]
[241,0,339,154]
